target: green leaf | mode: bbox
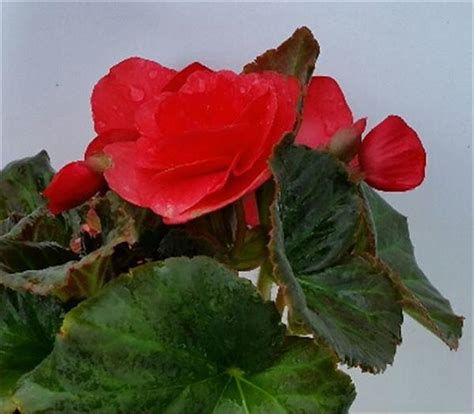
[0,287,64,412]
[361,184,463,349]
[1,207,82,248]
[244,27,320,87]
[0,151,54,220]
[0,193,163,301]
[14,257,355,413]
[269,143,402,372]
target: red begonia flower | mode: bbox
[296,76,426,191]
[103,70,299,223]
[358,115,426,191]
[43,161,106,215]
[91,57,176,134]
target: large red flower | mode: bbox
[44,58,299,222]
[296,76,426,191]
[103,69,299,223]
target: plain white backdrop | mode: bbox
[2,2,472,413]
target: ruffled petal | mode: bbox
[91,57,176,133]
[148,158,231,218]
[296,76,353,148]
[162,61,212,92]
[166,156,271,224]
[43,161,105,214]
[84,129,140,159]
[102,142,153,207]
[359,115,426,191]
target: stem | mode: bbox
[257,258,274,301]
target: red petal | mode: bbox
[43,161,105,214]
[165,156,271,224]
[234,71,299,176]
[243,192,260,227]
[101,142,152,207]
[147,158,231,218]
[359,115,426,191]
[162,61,212,92]
[296,76,353,148]
[91,57,176,133]
[84,129,140,159]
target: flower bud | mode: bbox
[43,161,106,214]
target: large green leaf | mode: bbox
[13,257,355,413]
[361,184,463,349]
[0,151,54,220]
[0,287,64,412]
[244,26,320,87]
[269,143,402,372]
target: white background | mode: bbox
[2,2,472,413]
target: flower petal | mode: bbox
[148,158,231,218]
[166,156,271,224]
[43,161,105,214]
[84,129,140,159]
[102,142,152,207]
[359,115,426,191]
[296,76,353,148]
[91,57,176,133]
[243,192,260,227]
[162,61,212,92]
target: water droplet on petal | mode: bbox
[129,86,145,102]
[148,70,158,79]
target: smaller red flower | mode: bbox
[43,161,106,215]
[296,76,426,191]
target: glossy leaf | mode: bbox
[0,287,64,412]
[14,257,355,413]
[244,27,320,87]
[0,151,54,220]
[362,184,463,349]
[269,143,402,371]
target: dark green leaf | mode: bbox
[0,151,54,220]
[244,27,320,87]
[271,144,361,273]
[14,257,355,413]
[269,143,402,371]
[0,287,64,412]
[1,207,82,248]
[0,193,164,301]
[361,184,463,349]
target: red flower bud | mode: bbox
[43,161,106,215]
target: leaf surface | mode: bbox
[269,143,402,371]
[0,287,64,412]
[362,184,463,349]
[0,151,54,220]
[14,257,355,413]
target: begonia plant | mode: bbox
[0,27,463,413]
